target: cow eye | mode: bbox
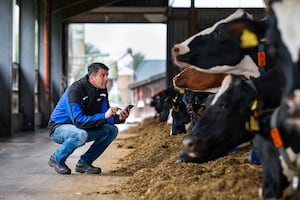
[213,29,223,39]
[218,102,228,111]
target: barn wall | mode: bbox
[133,78,166,118]
[0,0,13,136]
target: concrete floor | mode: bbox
[0,124,135,200]
[0,129,54,200]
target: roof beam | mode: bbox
[52,0,123,20]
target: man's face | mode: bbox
[89,68,109,89]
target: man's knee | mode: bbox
[110,125,119,138]
[73,130,88,145]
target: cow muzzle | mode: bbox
[283,90,300,133]
[172,44,189,57]
[182,135,202,158]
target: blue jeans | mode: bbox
[50,123,118,164]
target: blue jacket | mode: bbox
[48,75,123,134]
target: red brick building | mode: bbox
[129,60,166,118]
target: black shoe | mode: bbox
[48,154,71,175]
[75,161,101,174]
[48,154,56,167]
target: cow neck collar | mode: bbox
[270,107,300,191]
[244,80,261,132]
[245,39,267,73]
[256,41,267,68]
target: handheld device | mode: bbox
[126,104,134,110]
[117,105,134,115]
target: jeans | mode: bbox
[50,123,118,164]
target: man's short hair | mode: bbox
[88,62,109,76]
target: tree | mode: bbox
[85,42,109,64]
[130,52,145,71]
[119,48,144,71]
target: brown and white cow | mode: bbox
[173,67,226,92]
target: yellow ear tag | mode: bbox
[245,121,250,131]
[240,29,259,48]
[197,107,204,115]
[250,116,260,131]
[251,99,258,111]
[179,89,185,94]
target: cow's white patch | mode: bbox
[211,75,232,105]
[185,122,192,132]
[180,9,252,48]
[167,108,173,125]
[280,147,300,197]
[190,87,220,93]
[190,55,260,79]
[188,152,199,158]
[273,0,300,62]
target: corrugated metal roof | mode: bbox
[135,59,166,82]
[128,59,166,89]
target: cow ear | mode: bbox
[240,29,259,48]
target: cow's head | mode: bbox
[173,67,226,92]
[150,87,178,122]
[183,90,213,126]
[178,75,262,163]
[170,90,191,135]
[278,91,300,135]
[172,9,268,79]
[150,94,164,116]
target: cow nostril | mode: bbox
[172,46,180,55]
[183,137,194,148]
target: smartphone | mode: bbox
[126,104,134,110]
[117,105,134,115]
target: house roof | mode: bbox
[129,59,166,89]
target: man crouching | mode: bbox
[47,62,131,174]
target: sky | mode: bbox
[84,23,167,61]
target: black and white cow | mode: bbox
[170,90,191,135]
[150,86,177,122]
[171,9,271,141]
[183,90,214,126]
[150,87,191,135]
[172,9,272,79]
[176,4,300,198]
[266,0,300,134]
[172,9,282,162]
[249,0,300,198]
[179,67,282,163]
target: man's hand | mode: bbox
[105,106,120,119]
[118,106,131,121]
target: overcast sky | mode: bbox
[84,23,167,61]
